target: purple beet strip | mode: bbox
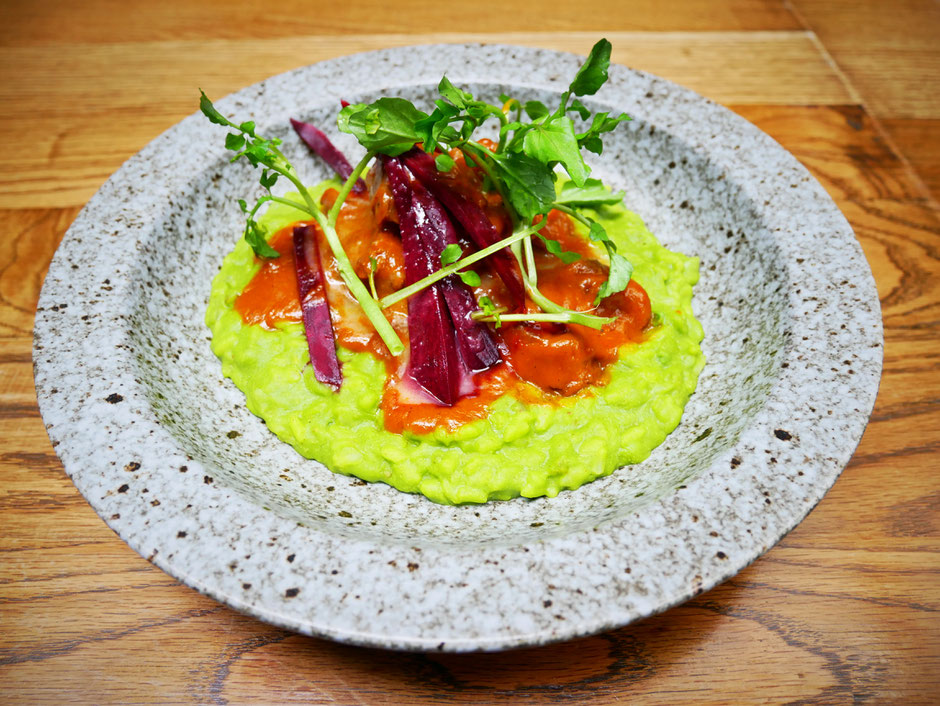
[290,118,366,193]
[401,149,526,310]
[383,161,462,405]
[292,224,342,389]
[384,157,501,373]
[401,288,463,406]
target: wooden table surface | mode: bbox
[2,1,938,702]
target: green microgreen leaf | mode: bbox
[338,98,428,156]
[521,114,590,186]
[336,102,366,133]
[465,102,492,122]
[578,111,631,137]
[415,102,461,151]
[588,220,609,242]
[478,295,503,328]
[460,120,476,140]
[225,132,245,151]
[440,243,463,267]
[438,76,474,109]
[239,135,283,168]
[568,99,591,120]
[569,38,612,97]
[581,136,604,155]
[580,219,634,304]
[199,90,232,127]
[524,100,550,120]
[245,218,280,259]
[555,178,625,207]
[491,151,556,222]
[435,153,455,172]
[458,270,482,287]
[536,233,582,264]
[259,169,278,189]
[576,111,631,156]
[596,247,634,303]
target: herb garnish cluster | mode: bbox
[200,39,633,357]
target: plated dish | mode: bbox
[202,41,705,504]
[33,44,882,651]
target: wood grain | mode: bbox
[788,0,940,202]
[0,209,77,336]
[881,118,940,201]
[0,0,802,44]
[790,0,940,119]
[1,0,938,701]
[0,31,855,209]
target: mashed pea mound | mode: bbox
[206,198,705,504]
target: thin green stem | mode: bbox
[552,90,571,120]
[484,105,510,152]
[266,164,320,214]
[379,223,543,309]
[523,284,613,330]
[328,151,374,226]
[520,272,612,330]
[524,279,562,314]
[267,195,311,213]
[463,141,520,228]
[472,312,615,326]
[552,202,591,227]
[368,260,379,300]
[510,240,524,269]
[245,195,272,219]
[523,235,538,283]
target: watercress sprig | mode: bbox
[200,91,405,356]
[335,38,634,328]
[201,38,635,352]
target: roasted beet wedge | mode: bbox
[383,161,461,404]
[401,148,526,310]
[384,157,501,373]
[292,224,342,388]
[290,118,366,193]
[401,286,464,406]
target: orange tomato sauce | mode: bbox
[235,163,651,435]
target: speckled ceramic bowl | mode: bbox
[34,44,882,651]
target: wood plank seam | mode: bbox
[784,0,940,208]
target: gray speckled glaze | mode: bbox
[33,44,882,651]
